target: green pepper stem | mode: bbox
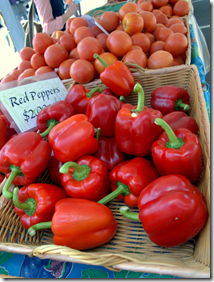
[40,120,59,138]
[175,99,190,111]
[13,187,36,216]
[119,96,125,102]
[98,181,130,205]
[119,206,141,221]
[86,87,103,98]
[2,165,22,199]
[94,127,101,142]
[59,162,91,181]
[155,118,185,149]
[132,83,144,113]
[28,221,52,236]
[93,53,109,68]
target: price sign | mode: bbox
[0,73,68,133]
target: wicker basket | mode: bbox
[0,64,210,278]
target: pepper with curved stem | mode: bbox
[39,120,59,138]
[131,83,144,114]
[13,187,36,217]
[2,165,23,199]
[119,206,140,221]
[60,162,91,182]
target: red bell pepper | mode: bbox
[37,100,75,137]
[115,83,162,157]
[48,114,99,163]
[99,157,159,207]
[28,198,117,250]
[65,85,103,114]
[47,150,63,187]
[150,85,190,116]
[0,172,5,184]
[13,183,69,229]
[59,155,110,201]
[162,111,199,135]
[120,175,208,247]
[0,115,16,142]
[152,118,203,183]
[0,132,51,199]
[93,136,126,171]
[85,93,122,137]
[93,53,135,97]
[0,116,6,150]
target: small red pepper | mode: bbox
[65,85,103,114]
[151,118,203,183]
[47,150,63,187]
[150,85,190,116]
[120,175,208,247]
[36,100,75,137]
[115,83,162,157]
[85,93,122,137]
[59,155,110,201]
[0,132,51,199]
[28,198,117,250]
[93,53,135,97]
[99,157,159,207]
[13,184,69,229]
[162,111,199,135]
[93,136,126,171]
[48,114,99,163]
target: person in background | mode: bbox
[33,0,79,35]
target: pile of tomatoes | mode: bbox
[1,0,190,85]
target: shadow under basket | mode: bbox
[0,64,210,278]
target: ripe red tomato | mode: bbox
[100,11,120,32]
[91,25,103,37]
[35,66,54,75]
[18,68,36,82]
[73,26,95,44]
[118,2,140,20]
[149,40,165,55]
[70,59,95,84]
[58,58,76,80]
[147,50,174,69]
[156,27,174,41]
[131,33,151,53]
[132,45,143,51]
[116,24,124,31]
[30,53,47,70]
[94,52,118,74]
[65,18,74,34]
[152,23,165,38]
[69,17,88,35]
[173,0,190,17]
[107,30,133,58]
[122,12,144,36]
[32,33,53,54]
[69,48,79,60]
[44,44,68,68]
[77,37,102,61]
[144,32,156,44]
[173,56,184,66]
[1,74,17,84]
[155,12,168,25]
[9,69,23,79]
[140,11,157,32]
[51,30,65,40]
[19,47,36,61]
[96,33,108,52]
[159,4,173,17]
[18,60,33,71]
[165,33,188,57]
[169,23,187,36]
[59,33,77,52]
[139,2,153,12]
[166,17,185,28]
[152,0,168,8]
[123,49,147,68]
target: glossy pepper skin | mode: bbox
[65,85,103,114]
[85,93,122,137]
[93,136,126,171]
[104,157,159,207]
[152,118,203,183]
[48,114,99,163]
[28,198,118,250]
[150,85,190,116]
[115,83,162,157]
[0,132,51,199]
[47,151,63,187]
[162,111,199,135]
[13,184,69,229]
[37,100,75,137]
[93,53,135,97]
[60,155,110,201]
[137,175,208,247]
[0,115,16,142]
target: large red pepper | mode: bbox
[99,157,159,207]
[151,118,203,183]
[59,155,110,201]
[48,114,99,163]
[0,132,51,199]
[28,198,117,250]
[13,183,69,229]
[150,85,190,116]
[93,53,135,97]
[115,83,162,157]
[36,100,75,137]
[93,136,126,171]
[162,111,199,135]
[120,175,208,247]
[85,93,122,137]
[65,85,103,114]
[47,150,63,187]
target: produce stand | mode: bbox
[0,1,210,279]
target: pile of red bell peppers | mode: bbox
[0,57,208,251]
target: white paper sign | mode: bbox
[0,73,68,133]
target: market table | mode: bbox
[0,8,210,279]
